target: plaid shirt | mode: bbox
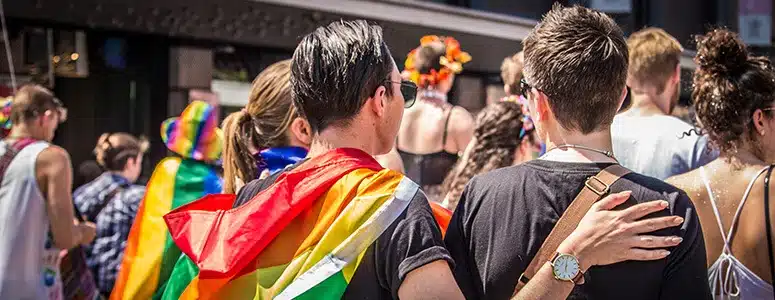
[73,173,145,294]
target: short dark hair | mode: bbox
[291,20,394,133]
[523,4,628,133]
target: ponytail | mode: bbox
[94,133,111,168]
[221,110,259,194]
[93,132,147,171]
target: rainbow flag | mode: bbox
[110,157,222,300]
[160,148,449,299]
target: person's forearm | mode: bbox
[511,262,574,300]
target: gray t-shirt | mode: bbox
[612,114,717,179]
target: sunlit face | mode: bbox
[40,107,67,142]
[378,60,405,155]
[668,79,681,114]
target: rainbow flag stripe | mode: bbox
[161,148,435,299]
[110,157,222,300]
[161,100,223,162]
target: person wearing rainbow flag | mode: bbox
[110,100,223,300]
[160,20,690,300]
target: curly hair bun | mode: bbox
[695,29,749,76]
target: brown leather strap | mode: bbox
[513,164,631,294]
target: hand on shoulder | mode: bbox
[558,191,685,270]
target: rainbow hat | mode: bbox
[161,100,223,162]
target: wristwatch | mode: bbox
[550,252,585,284]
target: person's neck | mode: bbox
[306,126,378,158]
[725,144,769,169]
[623,93,667,117]
[541,128,616,163]
[5,126,44,141]
[110,170,135,183]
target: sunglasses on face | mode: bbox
[519,78,533,99]
[385,80,418,109]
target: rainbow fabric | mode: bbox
[159,148,451,299]
[161,100,223,162]
[110,157,222,300]
[0,97,12,137]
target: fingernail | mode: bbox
[673,217,684,224]
[662,250,671,256]
[669,237,683,243]
[659,200,669,208]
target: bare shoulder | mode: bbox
[448,106,474,131]
[36,145,72,170]
[666,169,704,201]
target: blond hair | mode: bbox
[627,27,683,93]
[222,59,296,194]
[501,52,524,96]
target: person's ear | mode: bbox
[368,84,389,118]
[532,90,552,122]
[617,86,628,111]
[753,109,771,138]
[289,117,313,148]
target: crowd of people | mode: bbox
[3,3,775,300]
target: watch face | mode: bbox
[553,254,580,281]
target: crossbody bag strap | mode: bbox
[513,164,631,295]
[763,164,775,299]
[0,138,38,186]
[85,185,125,222]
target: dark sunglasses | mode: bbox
[519,78,544,100]
[385,80,418,108]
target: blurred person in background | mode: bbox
[73,160,103,191]
[441,100,537,210]
[396,35,475,203]
[440,52,542,210]
[111,100,223,300]
[221,59,310,194]
[73,132,148,297]
[0,84,96,299]
[612,27,716,180]
[668,29,775,299]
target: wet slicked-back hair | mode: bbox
[290,20,394,133]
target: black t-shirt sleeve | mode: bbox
[659,192,712,299]
[444,181,483,299]
[374,189,454,299]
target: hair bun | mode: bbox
[695,29,749,75]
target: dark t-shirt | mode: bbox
[233,162,453,299]
[445,159,711,300]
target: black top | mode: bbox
[233,162,453,299]
[445,159,712,300]
[398,107,459,187]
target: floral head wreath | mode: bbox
[403,35,472,88]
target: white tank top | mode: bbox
[0,140,63,300]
